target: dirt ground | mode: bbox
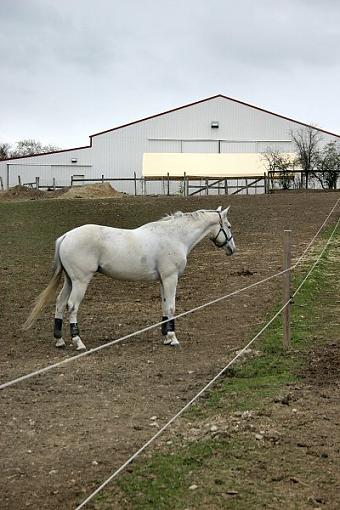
[0,191,339,509]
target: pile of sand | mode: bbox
[59,182,122,199]
[0,183,123,202]
[0,185,47,201]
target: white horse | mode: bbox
[23,206,235,350]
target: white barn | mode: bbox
[1,94,339,193]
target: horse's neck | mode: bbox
[175,213,217,254]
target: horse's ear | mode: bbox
[222,206,230,216]
[216,206,222,212]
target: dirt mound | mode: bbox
[59,182,122,199]
[0,185,46,201]
[0,183,121,202]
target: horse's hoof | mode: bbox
[55,338,66,348]
[163,336,180,347]
[170,339,180,347]
[72,336,87,351]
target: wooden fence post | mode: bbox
[134,172,137,196]
[52,177,56,190]
[167,173,170,196]
[18,175,22,186]
[183,172,186,196]
[283,229,292,349]
[35,176,40,189]
[6,164,10,189]
[224,178,228,195]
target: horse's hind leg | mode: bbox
[67,278,91,351]
[54,276,71,348]
[160,274,179,347]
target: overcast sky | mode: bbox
[1,0,339,149]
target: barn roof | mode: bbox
[2,94,339,161]
[90,93,340,140]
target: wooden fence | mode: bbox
[15,173,268,196]
[12,171,339,195]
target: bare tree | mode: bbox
[290,127,322,189]
[11,139,60,158]
[262,150,295,190]
[313,141,340,190]
[0,142,11,160]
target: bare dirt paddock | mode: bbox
[0,192,339,509]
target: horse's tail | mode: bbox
[23,236,65,330]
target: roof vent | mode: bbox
[211,121,219,129]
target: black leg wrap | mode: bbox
[70,323,80,338]
[161,316,175,335]
[54,318,63,339]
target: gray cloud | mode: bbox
[0,0,339,147]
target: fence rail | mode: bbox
[3,159,339,194]
[8,173,267,196]
[268,169,340,191]
[4,169,339,196]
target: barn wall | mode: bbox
[0,147,93,188]
[91,96,339,179]
[1,96,339,191]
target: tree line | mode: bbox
[0,139,60,160]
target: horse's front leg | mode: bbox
[67,280,89,351]
[160,274,179,347]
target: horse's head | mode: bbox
[211,206,236,256]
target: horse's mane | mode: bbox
[160,210,214,222]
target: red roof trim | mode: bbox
[90,93,340,140]
[1,143,91,162]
